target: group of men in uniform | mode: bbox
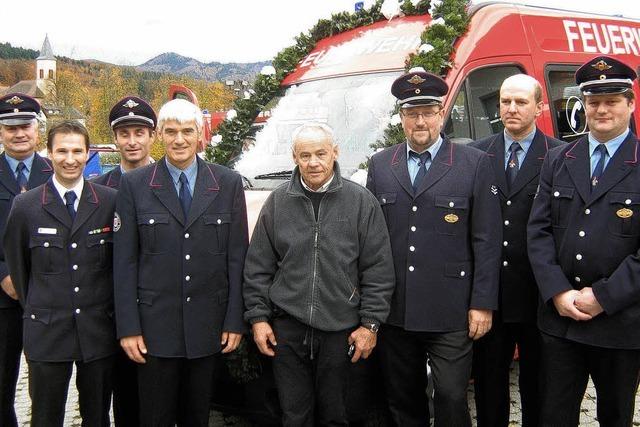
[0,53,638,427]
[0,93,247,427]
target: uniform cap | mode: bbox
[0,93,40,125]
[575,56,637,96]
[391,69,449,108]
[109,96,156,130]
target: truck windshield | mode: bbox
[235,72,400,190]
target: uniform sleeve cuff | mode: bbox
[249,316,270,325]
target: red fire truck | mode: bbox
[173,3,639,423]
[233,2,640,190]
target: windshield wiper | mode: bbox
[254,170,292,180]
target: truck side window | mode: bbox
[445,91,471,142]
[547,67,637,141]
[445,65,522,142]
[546,67,585,143]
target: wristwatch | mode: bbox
[362,322,379,333]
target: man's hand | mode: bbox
[221,332,242,354]
[552,290,593,321]
[574,287,604,318]
[0,276,17,300]
[348,326,377,363]
[252,322,277,357]
[120,335,147,364]
[468,309,493,340]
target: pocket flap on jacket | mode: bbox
[204,213,232,225]
[551,186,575,199]
[24,307,51,325]
[444,262,472,279]
[435,195,469,209]
[609,192,640,206]
[137,213,169,225]
[29,235,64,249]
[377,193,397,205]
[137,289,156,306]
[87,233,113,247]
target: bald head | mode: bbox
[501,74,542,104]
[499,74,544,140]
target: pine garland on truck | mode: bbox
[205,0,474,167]
[213,0,470,384]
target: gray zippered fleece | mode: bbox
[243,163,395,331]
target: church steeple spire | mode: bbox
[37,34,55,60]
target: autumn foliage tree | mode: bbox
[1,54,236,157]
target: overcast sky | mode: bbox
[0,0,637,65]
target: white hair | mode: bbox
[291,122,336,147]
[157,99,203,132]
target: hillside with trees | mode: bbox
[0,41,236,146]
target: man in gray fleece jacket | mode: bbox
[243,122,395,426]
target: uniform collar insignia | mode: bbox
[6,96,23,105]
[123,99,139,109]
[591,60,612,71]
[407,75,426,85]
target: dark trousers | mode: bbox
[137,354,216,427]
[379,324,472,427]
[271,315,351,427]
[28,356,114,427]
[0,307,21,427]
[540,332,640,427]
[112,347,139,427]
[473,320,541,427]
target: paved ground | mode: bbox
[13,354,640,426]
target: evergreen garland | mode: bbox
[205,0,434,166]
[369,0,470,153]
[213,0,470,384]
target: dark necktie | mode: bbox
[505,142,522,189]
[506,142,522,190]
[179,173,192,219]
[410,151,431,193]
[16,162,27,193]
[64,191,77,221]
[591,144,607,189]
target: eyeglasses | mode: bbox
[401,110,442,120]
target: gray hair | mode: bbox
[291,122,336,147]
[157,99,203,133]
[0,118,37,129]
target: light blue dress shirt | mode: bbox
[165,157,197,196]
[406,136,443,183]
[588,128,629,176]
[4,153,35,181]
[503,128,535,170]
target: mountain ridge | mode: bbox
[137,52,270,82]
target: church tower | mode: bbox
[36,35,56,97]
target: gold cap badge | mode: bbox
[123,99,139,109]
[616,208,633,219]
[592,60,612,71]
[445,213,459,223]
[6,96,23,105]
[407,75,426,85]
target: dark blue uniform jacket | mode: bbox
[366,137,502,332]
[528,132,640,349]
